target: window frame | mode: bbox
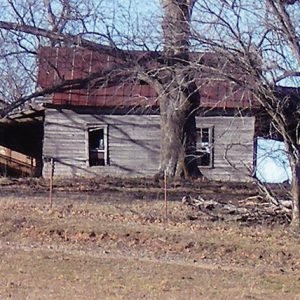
[85,124,108,167]
[195,126,214,168]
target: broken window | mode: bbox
[196,127,214,168]
[87,126,108,166]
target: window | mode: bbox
[87,126,108,166]
[196,127,214,168]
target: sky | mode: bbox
[256,138,291,183]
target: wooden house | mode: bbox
[32,47,259,182]
[0,46,265,181]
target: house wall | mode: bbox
[43,109,161,178]
[43,108,255,181]
[196,116,255,182]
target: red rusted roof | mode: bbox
[38,47,257,109]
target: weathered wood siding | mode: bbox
[196,116,255,182]
[43,109,161,178]
[43,109,255,181]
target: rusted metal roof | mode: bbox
[38,47,257,109]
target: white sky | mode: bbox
[256,138,291,183]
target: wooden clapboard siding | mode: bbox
[43,109,255,181]
[196,116,255,181]
[43,109,161,178]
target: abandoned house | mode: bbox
[0,47,264,181]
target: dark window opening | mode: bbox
[88,127,107,166]
[196,127,213,168]
[139,80,148,85]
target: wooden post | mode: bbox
[164,170,168,223]
[49,158,54,209]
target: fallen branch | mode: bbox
[254,179,291,214]
[182,192,291,224]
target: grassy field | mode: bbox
[0,178,300,299]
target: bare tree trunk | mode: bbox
[159,99,186,177]
[159,0,201,178]
[161,0,194,57]
[159,77,201,177]
[285,137,300,229]
[290,158,300,229]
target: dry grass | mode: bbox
[0,180,300,299]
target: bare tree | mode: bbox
[156,0,200,177]
[0,0,201,178]
[190,0,300,228]
[0,0,97,104]
[2,0,300,228]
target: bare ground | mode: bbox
[0,177,300,299]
